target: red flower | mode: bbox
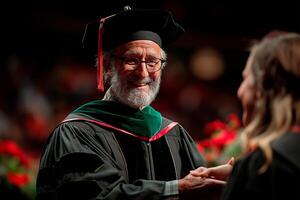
[227,113,241,129]
[7,172,30,187]
[197,113,241,166]
[198,139,211,148]
[204,120,228,136]
[0,140,30,168]
[196,143,205,153]
[210,130,236,147]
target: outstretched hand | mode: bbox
[190,157,235,181]
[178,157,235,199]
[178,166,227,200]
[178,172,226,193]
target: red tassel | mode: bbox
[97,18,105,92]
[97,14,117,92]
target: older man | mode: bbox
[36,6,232,200]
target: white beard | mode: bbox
[110,67,161,109]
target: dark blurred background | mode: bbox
[0,0,299,162]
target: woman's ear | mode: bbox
[255,89,262,99]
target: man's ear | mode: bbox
[103,56,113,76]
[103,59,109,68]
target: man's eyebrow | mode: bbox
[122,50,140,57]
[123,51,159,58]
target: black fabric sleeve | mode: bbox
[178,125,207,169]
[222,147,300,200]
[221,149,270,200]
[36,121,173,200]
[163,122,206,179]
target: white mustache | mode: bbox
[129,77,152,85]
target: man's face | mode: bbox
[110,40,163,109]
[237,52,257,126]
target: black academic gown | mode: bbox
[222,132,300,200]
[36,113,206,200]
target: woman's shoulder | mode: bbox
[272,132,300,170]
[234,148,265,175]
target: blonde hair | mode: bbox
[241,32,300,172]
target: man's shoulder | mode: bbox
[161,116,186,129]
[161,116,191,139]
[161,116,173,124]
[50,113,112,141]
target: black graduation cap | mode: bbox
[82,6,185,92]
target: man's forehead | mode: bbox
[114,40,161,55]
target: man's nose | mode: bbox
[135,62,149,77]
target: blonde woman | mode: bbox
[222,32,300,200]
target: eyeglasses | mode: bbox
[112,55,166,73]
